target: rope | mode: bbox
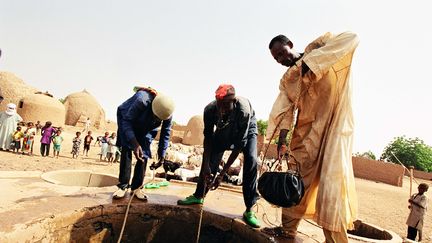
[117,190,136,243]
[297,230,321,243]
[304,219,322,228]
[260,71,307,174]
[253,202,281,228]
[195,178,208,243]
[256,69,315,239]
[196,203,204,243]
[117,168,157,243]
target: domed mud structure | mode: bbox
[0,72,38,111]
[17,92,65,126]
[64,90,106,129]
[182,115,204,146]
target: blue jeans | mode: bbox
[194,134,259,210]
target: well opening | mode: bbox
[348,220,393,240]
[41,170,117,187]
[37,204,270,243]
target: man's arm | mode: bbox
[202,105,216,175]
[220,149,241,175]
[409,196,428,209]
[303,31,359,81]
[277,129,289,158]
[157,117,173,159]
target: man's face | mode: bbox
[270,41,296,67]
[216,98,235,118]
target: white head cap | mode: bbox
[5,103,16,116]
[152,93,175,120]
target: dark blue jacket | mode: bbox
[116,90,172,159]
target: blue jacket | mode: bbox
[116,90,172,159]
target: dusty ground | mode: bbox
[0,126,430,241]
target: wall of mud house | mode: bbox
[257,138,278,159]
[352,157,405,187]
[258,140,407,187]
[404,169,432,181]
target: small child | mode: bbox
[22,122,36,156]
[71,131,82,159]
[99,132,110,161]
[406,183,429,242]
[12,126,24,153]
[94,135,103,147]
[52,130,64,159]
[83,131,94,157]
[107,132,117,163]
[35,121,42,135]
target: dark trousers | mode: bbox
[194,134,259,210]
[40,143,50,156]
[117,147,148,190]
[407,226,418,241]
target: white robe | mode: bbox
[0,112,23,150]
[267,32,359,232]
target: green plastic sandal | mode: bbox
[243,211,261,228]
[144,183,160,189]
[157,181,169,187]
[177,195,204,205]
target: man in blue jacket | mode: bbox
[113,87,175,200]
[177,84,260,228]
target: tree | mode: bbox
[380,136,432,172]
[257,119,268,136]
[58,98,65,104]
[354,150,376,160]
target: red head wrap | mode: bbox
[215,84,235,101]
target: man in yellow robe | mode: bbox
[266,32,359,242]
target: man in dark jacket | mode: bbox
[177,84,260,228]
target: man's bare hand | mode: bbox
[277,144,287,159]
[202,165,212,180]
[209,173,223,191]
[133,145,144,161]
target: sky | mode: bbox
[1,0,431,157]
